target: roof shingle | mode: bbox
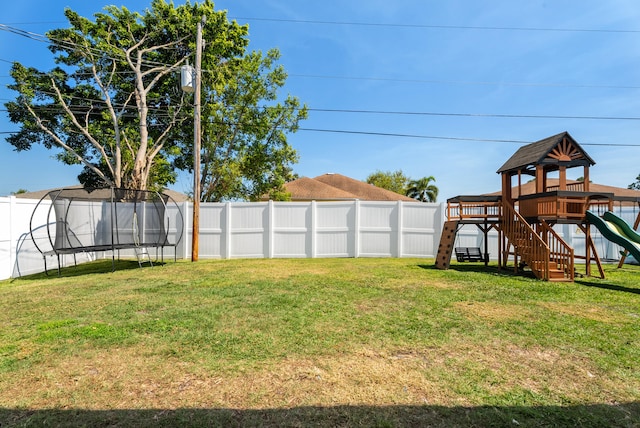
[279,173,418,202]
[496,131,595,174]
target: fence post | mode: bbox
[267,200,274,258]
[354,200,360,258]
[397,201,403,258]
[224,202,231,259]
[182,201,190,260]
[8,196,16,278]
[311,201,317,258]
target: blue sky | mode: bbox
[2,0,640,199]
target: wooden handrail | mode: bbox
[447,200,502,221]
[540,220,574,281]
[502,202,574,281]
[546,182,584,192]
[502,201,550,280]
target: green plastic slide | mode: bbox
[585,210,640,263]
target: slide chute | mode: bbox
[585,210,640,263]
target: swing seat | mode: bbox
[455,247,488,262]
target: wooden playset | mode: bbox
[435,132,640,281]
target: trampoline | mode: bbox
[29,187,184,275]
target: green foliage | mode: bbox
[174,49,307,201]
[628,173,640,190]
[365,169,410,195]
[365,170,440,202]
[4,0,304,195]
[406,175,439,202]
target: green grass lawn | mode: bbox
[0,258,639,427]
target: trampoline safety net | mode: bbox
[30,187,184,275]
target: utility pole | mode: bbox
[192,16,204,262]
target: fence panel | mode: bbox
[229,202,269,258]
[358,201,398,257]
[195,203,225,259]
[402,202,441,258]
[0,197,11,279]
[272,202,312,258]
[12,197,52,277]
[315,202,356,258]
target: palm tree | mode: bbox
[406,176,438,202]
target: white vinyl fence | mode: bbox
[1,196,637,279]
[185,200,445,260]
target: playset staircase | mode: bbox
[502,201,574,282]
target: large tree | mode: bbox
[365,169,409,195]
[629,174,640,190]
[406,176,439,202]
[175,48,307,201]
[5,0,305,196]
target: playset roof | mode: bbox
[496,131,596,174]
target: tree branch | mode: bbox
[23,101,114,186]
[89,58,122,184]
[49,76,113,174]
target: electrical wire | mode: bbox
[0,24,187,72]
[298,128,640,147]
[287,74,640,90]
[306,108,640,121]
[230,16,640,34]
[2,20,640,148]
[3,99,640,122]
[2,23,639,91]
[3,117,640,147]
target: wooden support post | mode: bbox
[191,16,205,262]
[583,165,590,192]
[536,165,544,193]
[559,165,567,191]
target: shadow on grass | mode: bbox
[576,280,640,295]
[12,259,166,281]
[1,402,638,427]
[418,263,538,279]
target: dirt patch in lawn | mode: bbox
[453,301,534,324]
[538,302,631,324]
[1,340,633,412]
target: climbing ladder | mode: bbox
[134,246,153,268]
[435,221,459,270]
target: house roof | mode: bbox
[497,131,596,174]
[279,173,418,202]
[312,173,417,201]
[283,176,359,200]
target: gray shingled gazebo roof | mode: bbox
[496,131,596,174]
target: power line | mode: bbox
[307,108,640,121]
[0,24,185,71]
[4,16,638,34]
[2,24,639,92]
[3,123,639,148]
[2,66,639,90]
[298,128,640,147]
[289,74,640,90]
[230,16,640,34]
[5,76,640,122]
[3,99,640,122]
